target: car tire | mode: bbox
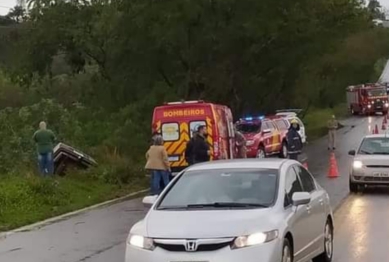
[279,141,288,158]
[312,220,333,262]
[349,179,358,193]
[281,238,293,262]
[256,145,266,158]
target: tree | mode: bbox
[368,0,385,19]
[7,6,26,23]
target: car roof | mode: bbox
[363,134,389,139]
[185,159,291,171]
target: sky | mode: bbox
[0,0,17,15]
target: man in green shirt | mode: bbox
[33,121,56,176]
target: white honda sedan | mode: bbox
[125,159,334,262]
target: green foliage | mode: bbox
[0,174,146,231]
[0,0,389,229]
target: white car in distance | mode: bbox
[125,159,334,262]
[349,134,389,192]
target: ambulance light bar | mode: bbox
[165,100,204,105]
[241,116,264,121]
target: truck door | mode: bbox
[225,110,235,159]
[261,121,274,153]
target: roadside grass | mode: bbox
[0,172,148,232]
[303,103,348,141]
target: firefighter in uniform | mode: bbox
[286,118,303,160]
[327,115,338,150]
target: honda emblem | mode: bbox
[185,240,198,252]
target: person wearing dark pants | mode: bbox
[145,136,171,195]
[192,125,210,164]
[33,121,56,177]
[286,119,303,161]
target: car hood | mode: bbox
[242,133,259,140]
[355,154,389,165]
[145,208,276,238]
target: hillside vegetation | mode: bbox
[0,0,389,229]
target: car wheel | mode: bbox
[281,238,293,262]
[279,141,288,158]
[256,145,266,158]
[313,220,333,262]
[349,179,358,193]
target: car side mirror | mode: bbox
[292,192,311,206]
[142,195,158,208]
[348,150,356,156]
[262,129,271,134]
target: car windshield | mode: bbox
[236,123,261,133]
[367,88,386,97]
[157,169,278,210]
[358,137,389,155]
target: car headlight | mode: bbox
[232,230,278,249]
[128,234,155,250]
[385,103,389,107]
[353,161,363,169]
[246,140,255,146]
[368,104,372,108]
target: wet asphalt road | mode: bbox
[0,115,388,262]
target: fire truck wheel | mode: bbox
[279,141,288,158]
[256,145,266,158]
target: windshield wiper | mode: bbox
[360,150,372,154]
[186,202,269,208]
[373,152,389,155]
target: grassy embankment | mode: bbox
[303,104,348,141]
[0,104,347,232]
[0,172,147,231]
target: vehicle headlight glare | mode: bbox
[232,230,278,249]
[368,104,372,108]
[353,161,363,169]
[385,103,389,107]
[246,140,255,146]
[128,235,155,250]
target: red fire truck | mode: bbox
[346,83,389,115]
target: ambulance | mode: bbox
[152,100,236,173]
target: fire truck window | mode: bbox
[189,121,206,137]
[275,120,288,130]
[162,123,179,141]
[263,121,273,131]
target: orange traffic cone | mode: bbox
[383,120,387,130]
[328,152,339,178]
[374,124,379,134]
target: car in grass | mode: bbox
[349,134,389,192]
[125,159,334,262]
[276,109,307,143]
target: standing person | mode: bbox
[327,115,338,150]
[184,130,197,166]
[234,127,247,158]
[286,119,303,160]
[145,136,171,195]
[33,121,56,176]
[192,125,211,163]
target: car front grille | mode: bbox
[155,240,233,252]
[363,177,389,182]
